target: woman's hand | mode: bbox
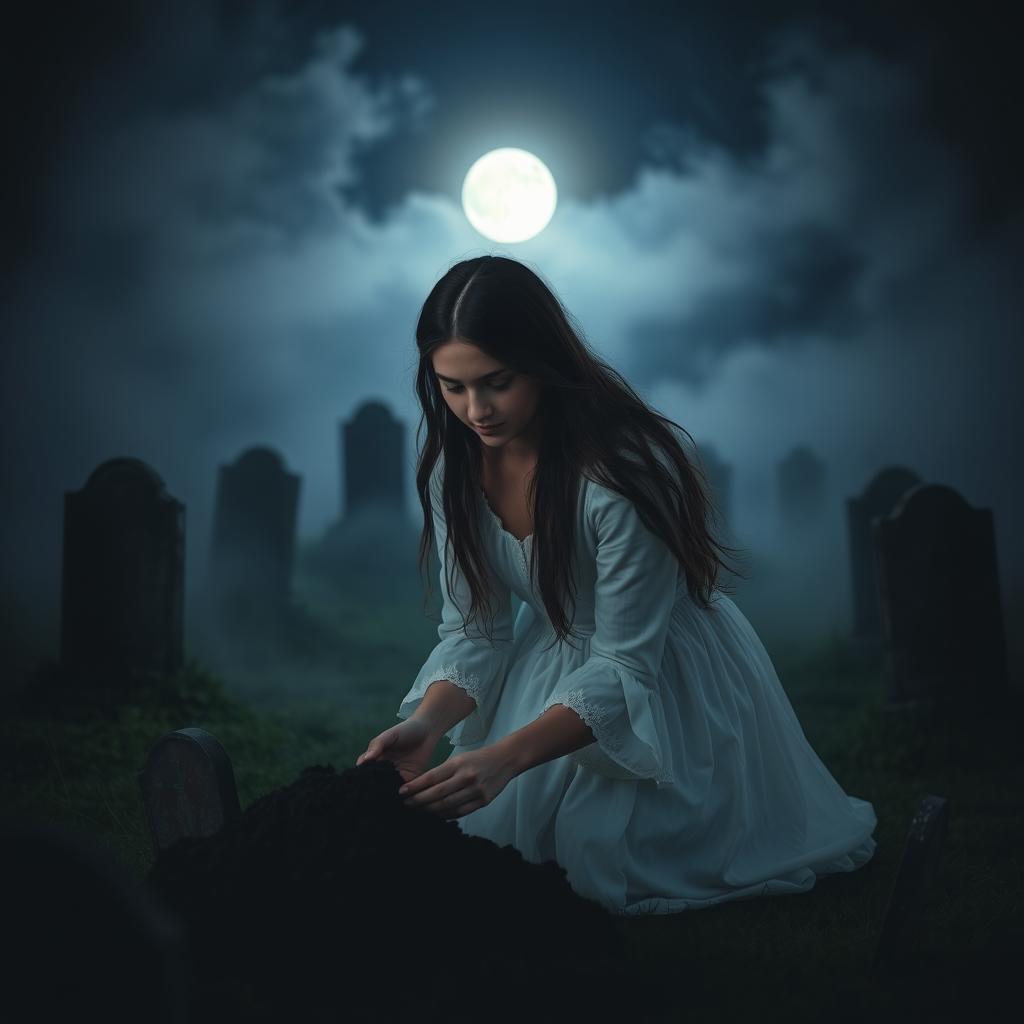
[355,718,438,784]
[398,743,518,819]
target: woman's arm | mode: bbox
[496,704,596,776]
[409,679,479,739]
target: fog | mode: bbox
[3,4,1019,684]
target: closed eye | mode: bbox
[443,379,512,393]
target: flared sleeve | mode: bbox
[539,478,681,788]
[396,459,515,746]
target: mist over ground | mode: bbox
[2,2,1019,692]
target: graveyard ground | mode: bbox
[1,579,1022,1023]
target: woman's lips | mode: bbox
[475,423,504,433]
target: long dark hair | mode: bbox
[413,254,748,649]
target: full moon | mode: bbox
[461,148,557,243]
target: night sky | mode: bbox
[2,1,1020,649]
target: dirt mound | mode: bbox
[145,760,645,1022]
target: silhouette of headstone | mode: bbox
[778,445,826,538]
[846,466,921,648]
[2,816,191,1023]
[874,483,1008,709]
[343,399,406,518]
[695,440,732,529]
[206,446,300,636]
[315,400,420,595]
[139,727,241,858]
[61,458,184,678]
[872,793,949,972]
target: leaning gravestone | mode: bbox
[873,483,1008,710]
[139,727,241,859]
[872,793,950,972]
[206,446,300,636]
[846,465,922,649]
[777,444,826,539]
[61,457,184,678]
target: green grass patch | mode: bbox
[1,620,1020,1021]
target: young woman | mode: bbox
[357,254,876,915]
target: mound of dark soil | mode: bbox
[145,760,650,1023]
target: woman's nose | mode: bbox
[468,395,492,420]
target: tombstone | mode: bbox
[2,816,191,1023]
[873,483,1009,710]
[314,400,420,595]
[139,727,242,858]
[206,446,300,635]
[872,793,949,972]
[846,466,922,648]
[777,445,826,538]
[61,457,184,678]
[694,440,732,529]
[343,399,406,518]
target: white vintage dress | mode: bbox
[397,457,877,916]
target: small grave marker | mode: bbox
[139,727,241,858]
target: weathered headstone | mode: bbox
[872,793,949,972]
[315,400,420,595]
[343,399,406,518]
[61,457,184,678]
[139,727,241,858]
[695,440,732,530]
[846,465,922,648]
[206,446,300,634]
[777,445,826,538]
[873,483,1008,709]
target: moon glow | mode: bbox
[461,148,557,243]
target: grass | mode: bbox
[1,587,1021,1022]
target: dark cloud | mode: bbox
[1,1,1020,652]
[630,224,863,389]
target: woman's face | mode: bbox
[431,339,543,453]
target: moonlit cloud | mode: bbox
[2,14,1020,642]
[57,25,433,256]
